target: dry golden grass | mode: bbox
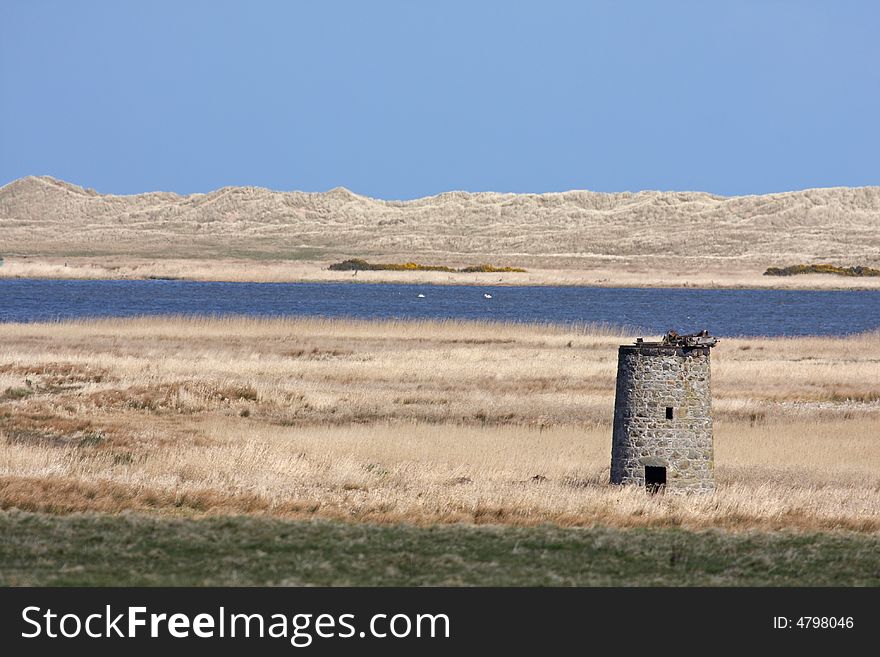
[0,317,878,532]
[2,175,880,286]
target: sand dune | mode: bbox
[1,176,879,270]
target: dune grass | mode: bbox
[4,176,880,269]
[3,177,880,287]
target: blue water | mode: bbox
[0,279,878,337]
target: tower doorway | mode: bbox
[645,465,666,493]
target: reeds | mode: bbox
[0,317,877,531]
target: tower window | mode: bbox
[665,406,674,420]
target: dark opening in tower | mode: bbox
[645,466,666,493]
[665,406,674,420]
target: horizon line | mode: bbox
[2,174,879,203]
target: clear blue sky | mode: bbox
[2,1,878,198]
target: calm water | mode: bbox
[0,279,878,337]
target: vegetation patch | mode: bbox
[329,258,526,273]
[1,511,878,586]
[459,264,528,273]
[764,264,880,277]
[2,387,32,401]
[1,317,878,536]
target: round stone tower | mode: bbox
[610,331,718,494]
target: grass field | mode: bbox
[2,511,878,586]
[1,316,878,585]
[1,317,878,529]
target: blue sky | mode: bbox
[2,1,878,198]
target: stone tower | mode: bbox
[610,331,718,494]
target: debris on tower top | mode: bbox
[661,330,718,348]
[634,330,719,348]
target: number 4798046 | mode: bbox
[796,617,854,629]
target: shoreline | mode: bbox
[2,257,880,290]
[3,275,880,294]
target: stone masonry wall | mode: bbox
[610,345,715,493]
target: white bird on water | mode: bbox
[417,293,426,298]
[483,293,492,299]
